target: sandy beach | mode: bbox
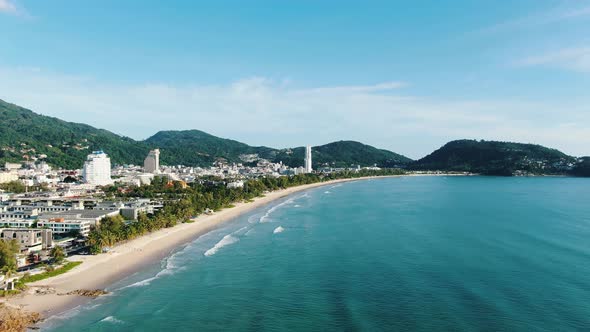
[3,176,396,319]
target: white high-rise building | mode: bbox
[304,145,312,173]
[82,151,113,186]
[144,149,160,174]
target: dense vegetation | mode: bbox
[88,169,404,253]
[19,261,83,283]
[145,130,277,165]
[410,140,577,176]
[1,99,587,177]
[146,132,412,168]
[0,239,19,278]
[0,99,411,169]
[272,140,412,168]
[571,157,590,177]
[0,99,149,168]
[0,181,48,193]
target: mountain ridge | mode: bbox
[0,99,412,169]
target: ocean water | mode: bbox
[44,176,590,331]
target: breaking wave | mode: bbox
[119,242,194,290]
[259,193,308,223]
[204,234,239,256]
[273,226,285,234]
[100,316,124,324]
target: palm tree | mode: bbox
[50,246,66,264]
[1,262,17,279]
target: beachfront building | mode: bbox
[82,151,113,186]
[144,149,161,174]
[0,228,53,252]
[304,145,313,173]
[37,219,92,236]
[37,209,121,236]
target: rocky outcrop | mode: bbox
[57,289,109,298]
[0,303,42,332]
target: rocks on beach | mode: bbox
[57,289,109,298]
[0,304,42,332]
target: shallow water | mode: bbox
[44,176,590,331]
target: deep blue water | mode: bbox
[45,176,590,331]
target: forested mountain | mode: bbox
[144,130,277,165]
[2,99,587,176]
[571,157,590,177]
[0,99,411,169]
[145,132,412,167]
[0,99,149,168]
[410,139,577,175]
[272,141,412,168]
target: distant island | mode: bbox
[0,98,588,177]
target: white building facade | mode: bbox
[304,145,313,173]
[82,151,113,186]
[144,149,160,174]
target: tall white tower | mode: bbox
[144,149,160,174]
[82,151,113,186]
[304,145,312,173]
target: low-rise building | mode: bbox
[0,219,36,228]
[0,228,52,252]
[37,209,121,236]
[37,218,92,236]
[0,208,39,220]
[226,180,244,189]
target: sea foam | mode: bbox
[259,193,308,223]
[100,316,124,324]
[204,234,239,256]
[119,243,193,290]
[273,226,285,234]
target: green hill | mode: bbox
[144,130,277,165]
[273,141,412,168]
[410,139,576,175]
[572,157,590,177]
[0,99,149,168]
[146,132,411,168]
[0,99,411,169]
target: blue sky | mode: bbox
[0,0,589,159]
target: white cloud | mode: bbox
[518,47,590,72]
[0,0,17,14]
[0,66,588,159]
[477,4,590,34]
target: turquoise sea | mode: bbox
[44,176,590,331]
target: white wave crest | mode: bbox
[294,204,301,208]
[100,316,124,324]
[234,226,249,236]
[122,276,157,289]
[248,214,259,224]
[273,226,285,234]
[324,191,331,194]
[260,198,295,223]
[204,234,239,256]
[120,247,189,290]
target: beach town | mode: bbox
[0,146,410,329]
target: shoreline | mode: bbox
[2,175,406,322]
